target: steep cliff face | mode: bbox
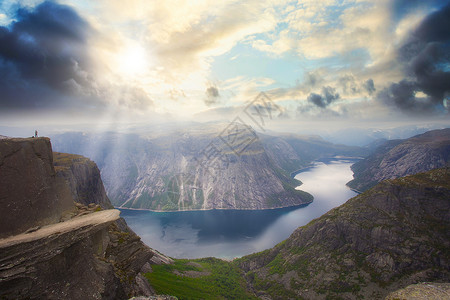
[50,124,364,211]
[236,168,450,299]
[0,137,75,239]
[0,137,164,299]
[347,128,450,192]
[53,152,113,209]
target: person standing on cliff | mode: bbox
[34,130,38,138]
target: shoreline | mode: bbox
[117,200,313,213]
[346,185,363,194]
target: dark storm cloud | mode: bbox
[363,79,375,95]
[377,80,427,112]
[205,86,220,106]
[308,86,340,108]
[378,4,450,113]
[0,1,93,110]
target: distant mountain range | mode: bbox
[50,123,364,211]
[321,124,449,146]
[347,128,450,192]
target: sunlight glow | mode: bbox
[116,43,149,77]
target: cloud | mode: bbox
[337,76,375,96]
[139,0,278,88]
[391,0,450,20]
[0,1,96,111]
[206,86,219,98]
[308,86,340,108]
[0,1,92,91]
[262,0,392,64]
[205,85,220,106]
[363,79,376,95]
[378,4,450,113]
[377,80,422,112]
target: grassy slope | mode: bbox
[145,258,257,300]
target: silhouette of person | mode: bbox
[35,130,38,138]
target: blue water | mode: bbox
[119,158,358,259]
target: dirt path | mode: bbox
[0,209,120,248]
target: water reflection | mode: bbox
[119,158,358,259]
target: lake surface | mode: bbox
[119,158,358,259]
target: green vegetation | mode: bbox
[267,253,287,275]
[145,258,257,300]
[53,152,93,171]
[248,271,298,299]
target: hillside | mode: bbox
[234,168,450,299]
[347,128,450,192]
[50,123,364,211]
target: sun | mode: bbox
[116,43,149,77]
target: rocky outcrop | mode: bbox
[385,282,450,300]
[53,152,113,209]
[236,168,450,299]
[0,137,167,299]
[50,124,364,211]
[347,128,450,192]
[0,137,75,239]
[0,209,122,299]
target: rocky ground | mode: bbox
[385,282,450,299]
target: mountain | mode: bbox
[0,137,170,299]
[235,168,450,299]
[347,128,450,192]
[50,123,364,211]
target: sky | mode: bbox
[0,0,449,133]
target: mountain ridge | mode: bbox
[347,128,450,192]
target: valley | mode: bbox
[50,123,364,211]
[1,127,449,299]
